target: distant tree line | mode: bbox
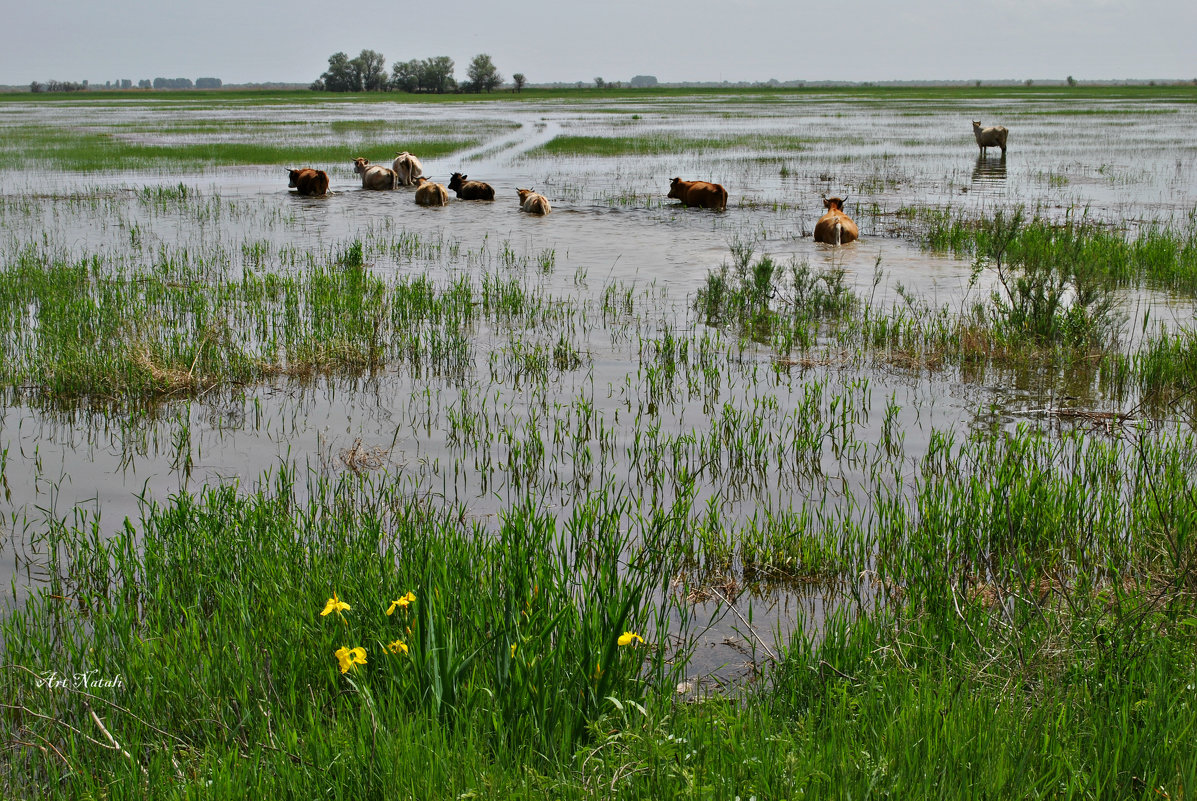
[311,50,506,94]
[30,80,88,93]
[30,77,225,93]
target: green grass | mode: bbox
[3,422,1196,797]
[0,124,485,171]
[527,133,815,158]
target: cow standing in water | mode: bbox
[813,196,859,245]
[447,173,496,200]
[352,158,398,190]
[666,178,727,211]
[516,188,551,215]
[972,121,1009,157]
[286,168,329,196]
[392,151,424,186]
[414,177,449,206]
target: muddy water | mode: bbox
[2,92,1197,681]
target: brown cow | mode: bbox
[287,167,329,196]
[516,188,551,215]
[352,157,398,190]
[667,178,727,211]
[813,196,859,245]
[414,176,449,207]
[447,172,495,200]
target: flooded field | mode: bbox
[3,86,1197,687]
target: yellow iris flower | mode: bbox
[334,646,367,674]
[388,639,409,655]
[510,643,517,658]
[386,591,417,616]
[321,592,350,618]
[618,631,644,646]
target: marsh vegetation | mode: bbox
[1,85,1196,798]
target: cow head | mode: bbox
[287,168,300,187]
[667,177,684,200]
[823,196,847,211]
[448,173,466,190]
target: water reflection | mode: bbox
[972,153,1008,187]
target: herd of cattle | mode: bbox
[285,121,1009,245]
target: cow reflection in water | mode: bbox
[972,153,1008,186]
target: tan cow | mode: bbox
[352,157,398,190]
[392,151,424,186]
[516,188,551,215]
[813,196,859,245]
[286,167,329,196]
[667,178,727,211]
[972,121,1009,157]
[414,176,449,206]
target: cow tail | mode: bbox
[834,222,842,246]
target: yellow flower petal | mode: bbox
[349,647,367,665]
[510,643,517,658]
[617,631,644,647]
[386,591,417,615]
[334,646,353,673]
[388,639,409,655]
[321,592,350,617]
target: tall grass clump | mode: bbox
[920,205,1197,295]
[0,471,683,797]
[695,241,856,347]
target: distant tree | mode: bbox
[974,80,982,88]
[512,73,526,92]
[1066,75,1077,87]
[465,53,502,93]
[153,77,193,89]
[420,57,456,94]
[196,77,222,89]
[138,79,152,89]
[1024,79,1033,87]
[121,79,132,89]
[317,51,358,92]
[390,59,421,92]
[30,81,42,93]
[354,50,388,92]
[594,77,605,89]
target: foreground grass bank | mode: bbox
[2,430,1195,798]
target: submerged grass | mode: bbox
[527,133,815,158]
[915,205,1197,294]
[0,124,489,171]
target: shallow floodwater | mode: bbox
[2,91,1197,681]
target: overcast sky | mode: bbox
[3,0,1194,86]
